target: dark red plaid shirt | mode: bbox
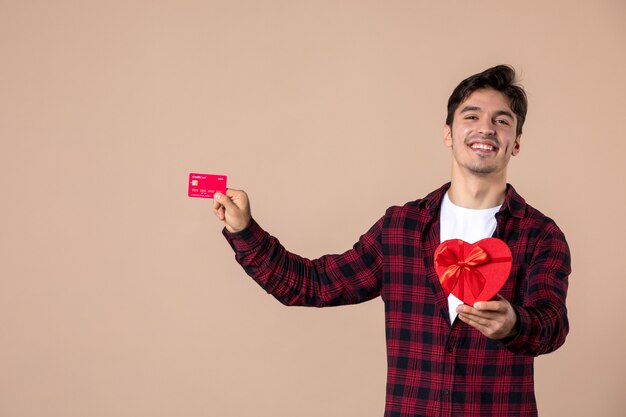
[223,183,570,417]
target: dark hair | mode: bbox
[446,65,527,136]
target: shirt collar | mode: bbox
[500,184,527,219]
[417,182,527,219]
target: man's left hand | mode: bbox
[456,294,518,340]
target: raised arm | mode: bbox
[214,189,384,307]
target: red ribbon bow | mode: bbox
[435,240,490,300]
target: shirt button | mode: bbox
[447,347,453,353]
[442,389,450,396]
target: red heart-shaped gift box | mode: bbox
[434,238,512,305]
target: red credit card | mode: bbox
[188,173,227,199]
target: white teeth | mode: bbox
[471,143,494,151]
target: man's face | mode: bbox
[444,88,521,177]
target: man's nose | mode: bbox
[478,119,496,135]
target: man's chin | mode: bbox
[467,164,497,176]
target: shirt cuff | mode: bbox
[501,305,531,351]
[222,218,267,253]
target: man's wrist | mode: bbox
[502,306,520,340]
[224,216,252,234]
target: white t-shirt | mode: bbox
[439,192,501,323]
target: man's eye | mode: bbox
[465,115,478,120]
[496,119,510,125]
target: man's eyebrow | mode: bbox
[459,106,515,120]
[494,110,515,120]
[459,105,481,113]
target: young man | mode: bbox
[212,65,571,417]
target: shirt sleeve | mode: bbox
[222,216,384,307]
[503,223,571,356]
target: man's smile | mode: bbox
[467,139,499,155]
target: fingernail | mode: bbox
[214,193,221,200]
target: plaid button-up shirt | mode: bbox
[223,183,570,417]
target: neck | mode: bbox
[448,168,507,209]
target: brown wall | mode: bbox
[1,1,625,416]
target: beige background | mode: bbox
[1,1,625,416]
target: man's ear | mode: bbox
[512,135,521,156]
[443,124,453,148]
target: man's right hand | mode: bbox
[212,189,252,233]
